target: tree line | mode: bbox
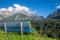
[30,19,60,40]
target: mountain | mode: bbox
[0,15,4,21]
[47,9,60,19]
[3,13,29,21]
[30,14,44,20]
[0,11,44,21]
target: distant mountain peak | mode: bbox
[47,9,60,19]
[0,11,44,21]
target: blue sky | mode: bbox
[0,0,60,18]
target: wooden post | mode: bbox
[20,22,23,40]
[29,21,31,40]
[29,21,31,30]
[4,22,7,35]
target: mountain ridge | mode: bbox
[0,11,44,21]
[47,8,60,19]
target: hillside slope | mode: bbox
[47,9,60,19]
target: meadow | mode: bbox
[0,31,57,40]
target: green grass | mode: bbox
[0,31,57,40]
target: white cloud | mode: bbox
[13,4,30,13]
[57,4,60,8]
[0,8,7,12]
[29,10,37,13]
[13,4,21,12]
[0,4,36,16]
[7,7,14,12]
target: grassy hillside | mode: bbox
[0,31,57,40]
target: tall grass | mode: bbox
[0,31,57,40]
